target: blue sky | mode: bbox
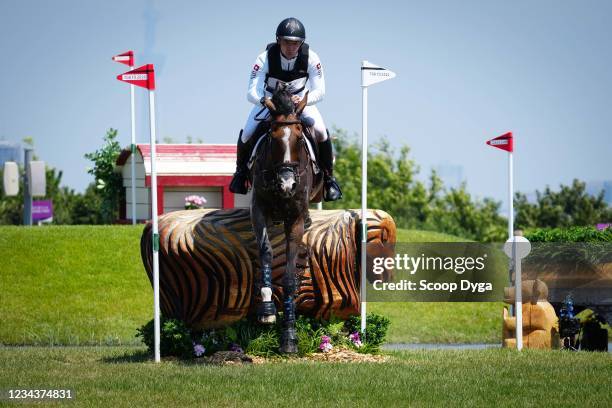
[1,0,610,207]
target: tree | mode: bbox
[515,179,611,229]
[428,185,506,242]
[84,128,123,223]
[0,166,22,224]
[327,128,508,241]
[327,129,435,226]
[0,164,89,225]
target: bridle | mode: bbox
[257,118,310,196]
[270,119,303,126]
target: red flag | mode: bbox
[112,50,134,67]
[117,64,155,90]
[486,132,513,152]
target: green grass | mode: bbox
[0,226,151,345]
[0,346,610,407]
[396,228,467,243]
[0,225,528,345]
[369,302,502,343]
[381,228,502,343]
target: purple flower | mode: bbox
[319,335,333,352]
[229,343,244,353]
[193,343,206,357]
[349,331,362,348]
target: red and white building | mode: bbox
[115,144,250,222]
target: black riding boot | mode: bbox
[229,130,254,194]
[317,137,343,202]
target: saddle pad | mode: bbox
[247,134,319,174]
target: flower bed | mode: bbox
[136,313,390,360]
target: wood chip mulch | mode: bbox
[189,347,390,365]
[164,347,392,365]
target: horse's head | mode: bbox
[262,88,308,198]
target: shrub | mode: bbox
[525,226,612,243]
[523,227,611,270]
[345,313,391,350]
[136,313,391,358]
[136,317,193,359]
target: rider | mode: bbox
[229,17,342,202]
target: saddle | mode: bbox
[247,119,320,175]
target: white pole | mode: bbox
[508,151,514,317]
[508,150,522,349]
[515,246,523,350]
[360,79,368,337]
[130,66,137,225]
[508,152,514,239]
[149,89,161,363]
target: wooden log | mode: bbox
[141,209,396,329]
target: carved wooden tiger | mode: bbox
[141,209,396,329]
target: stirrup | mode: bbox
[323,176,342,202]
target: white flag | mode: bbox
[361,60,396,87]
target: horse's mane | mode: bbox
[271,87,295,116]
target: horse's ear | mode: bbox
[296,91,308,116]
[264,98,277,115]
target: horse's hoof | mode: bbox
[258,314,276,324]
[257,301,276,324]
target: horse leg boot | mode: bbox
[280,282,298,353]
[252,205,277,324]
[257,264,277,324]
[280,219,302,353]
[229,130,254,194]
[317,132,343,202]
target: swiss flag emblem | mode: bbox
[117,64,155,90]
[486,132,513,152]
[112,51,134,67]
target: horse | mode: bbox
[250,87,320,353]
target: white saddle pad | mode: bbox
[247,134,319,174]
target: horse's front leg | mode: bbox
[280,216,305,354]
[251,204,276,324]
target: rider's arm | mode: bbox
[306,50,325,106]
[247,51,268,105]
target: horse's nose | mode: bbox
[279,177,295,195]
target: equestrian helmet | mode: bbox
[276,17,306,42]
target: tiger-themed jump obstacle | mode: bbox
[140,208,396,329]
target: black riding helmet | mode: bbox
[276,17,306,42]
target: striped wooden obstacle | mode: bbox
[141,209,396,329]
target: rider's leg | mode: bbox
[229,106,263,194]
[302,106,342,202]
